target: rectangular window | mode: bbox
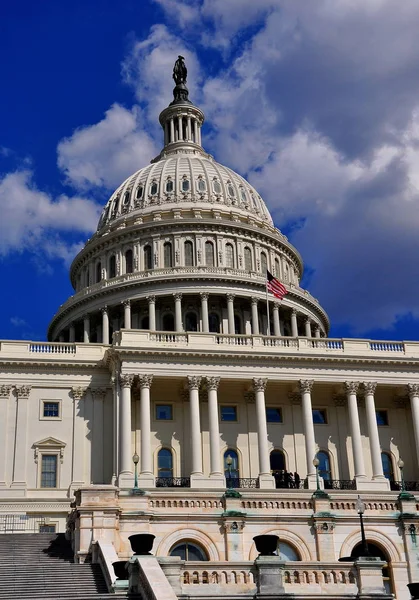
[41,455,57,488]
[39,524,56,533]
[156,404,173,420]
[220,406,237,421]
[43,402,59,418]
[376,410,389,426]
[266,407,283,423]
[312,409,328,424]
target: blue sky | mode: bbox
[1,0,419,342]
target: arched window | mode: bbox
[181,179,190,193]
[209,313,220,333]
[170,541,208,561]
[205,241,215,267]
[260,252,267,274]
[381,452,394,481]
[316,451,332,488]
[351,542,392,594]
[136,185,144,199]
[163,313,175,331]
[213,179,222,194]
[166,179,174,193]
[123,191,130,206]
[125,249,133,274]
[227,184,235,198]
[278,542,300,562]
[274,258,280,278]
[109,255,116,279]
[240,188,247,203]
[224,449,239,480]
[141,316,149,330]
[157,448,173,479]
[225,244,234,268]
[96,262,102,284]
[184,241,194,266]
[144,245,152,270]
[150,181,158,196]
[244,247,252,271]
[185,312,198,332]
[164,242,173,268]
[270,450,286,472]
[197,178,206,192]
[234,315,242,334]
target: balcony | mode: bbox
[156,477,191,488]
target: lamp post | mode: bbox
[226,455,233,488]
[133,452,139,489]
[313,457,320,492]
[356,495,370,556]
[397,457,415,500]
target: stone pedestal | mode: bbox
[258,474,276,489]
[254,556,286,596]
[355,557,388,597]
[158,557,184,596]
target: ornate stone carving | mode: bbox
[15,385,31,399]
[244,390,255,403]
[251,297,259,306]
[119,374,134,389]
[222,520,245,533]
[0,385,12,398]
[101,306,108,316]
[313,521,335,533]
[91,388,107,401]
[288,392,301,406]
[188,376,202,391]
[299,380,314,394]
[200,292,209,302]
[227,294,235,302]
[123,299,131,308]
[344,381,360,395]
[363,382,377,395]
[147,295,156,304]
[174,292,182,302]
[408,384,419,398]
[71,387,87,401]
[138,375,153,389]
[253,378,267,393]
[206,376,220,391]
[333,395,347,407]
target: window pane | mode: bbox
[266,408,282,423]
[158,449,173,478]
[225,244,234,268]
[278,542,299,561]
[270,450,285,471]
[312,409,327,424]
[185,241,194,266]
[224,450,239,478]
[41,455,57,488]
[317,451,331,480]
[244,247,252,271]
[164,242,173,268]
[144,246,152,270]
[205,241,214,267]
[156,405,173,420]
[43,402,59,418]
[198,179,206,192]
[381,453,394,480]
[376,410,388,426]
[125,250,133,274]
[221,406,237,421]
[260,252,267,274]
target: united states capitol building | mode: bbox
[1,59,419,600]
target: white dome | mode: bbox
[97,152,273,231]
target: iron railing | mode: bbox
[0,514,53,534]
[390,480,419,492]
[273,474,305,489]
[156,477,191,488]
[226,477,259,489]
[324,479,356,490]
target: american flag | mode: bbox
[266,270,288,300]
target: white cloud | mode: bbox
[10,316,27,328]
[0,169,101,262]
[57,103,158,191]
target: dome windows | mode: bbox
[240,187,247,203]
[150,181,158,196]
[227,183,235,197]
[213,179,222,195]
[166,179,174,194]
[136,184,144,199]
[197,177,206,192]
[123,191,130,205]
[181,178,190,193]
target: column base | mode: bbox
[306,473,320,490]
[190,474,217,488]
[356,477,390,491]
[138,474,155,488]
[118,472,134,489]
[258,474,275,489]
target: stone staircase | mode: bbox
[0,533,112,599]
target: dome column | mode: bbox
[201,293,209,333]
[69,323,75,343]
[227,294,235,334]
[123,300,131,329]
[174,293,183,332]
[251,297,259,335]
[118,374,134,487]
[187,116,192,140]
[253,378,275,489]
[345,381,367,487]
[148,296,156,331]
[305,318,312,337]
[170,119,175,143]
[83,314,90,343]
[177,115,183,141]
[291,309,298,337]
[188,376,204,485]
[273,303,282,336]
[102,307,109,344]
[138,375,155,487]
[300,380,318,489]
[194,120,198,143]
[315,326,321,338]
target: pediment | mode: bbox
[33,437,66,449]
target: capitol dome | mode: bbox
[48,60,329,343]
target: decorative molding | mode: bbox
[363,382,377,395]
[227,294,235,302]
[222,520,245,533]
[174,292,182,302]
[288,392,301,406]
[15,385,31,399]
[71,387,88,401]
[408,383,419,399]
[0,385,12,399]
[188,376,202,391]
[206,376,220,391]
[253,378,267,393]
[313,520,335,533]
[251,297,259,306]
[119,374,135,389]
[333,395,347,408]
[200,292,209,302]
[123,299,131,308]
[344,381,360,395]
[147,295,156,304]
[91,387,107,401]
[244,390,255,404]
[138,374,153,389]
[299,380,314,394]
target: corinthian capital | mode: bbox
[138,374,153,389]
[188,376,202,391]
[408,383,419,399]
[15,385,31,399]
[344,381,360,395]
[0,385,12,398]
[206,376,220,391]
[71,387,87,401]
[119,374,135,389]
[299,380,314,394]
[363,382,377,396]
[91,387,107,401]
[253,378,267,393]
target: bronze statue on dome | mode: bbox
[173,55,187,85]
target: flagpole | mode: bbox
[265,275,271,336]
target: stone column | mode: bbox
[148,296,156,331]
[174,293,183,332]
[187,116,192,140]
[102,307,109,344]
[70,387,87,492]
[170,118,175,143]
[408,384,419,472]
[305,318,312,337]
[290,309,298,337]
[253,378,275,489]
[0,385,12,487]
[227,294,235,334]
[251,297,259,335]
[83,314,90,343]
[58,333,65,342]
[300,380,317,488]
[138,375,155,487]
[69,323,75,342]
[194,120,198,143]
[201,293,209,333]
[118,374,134,487]
[91,388,106,484]
[272,303,281,336]
[314,326,321,338]
[178,115,183,141]
[11,386,31,490]
[345,381,367,485]
[206,377,224,485]
[124,300,131,329]
[188,376,203,483]
[364,382,387,487]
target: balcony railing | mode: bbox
[156,477,191,488]
[226,477,259,489]
[0,514,53,534]
[389,480,419,492]
[324,479,356,490]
